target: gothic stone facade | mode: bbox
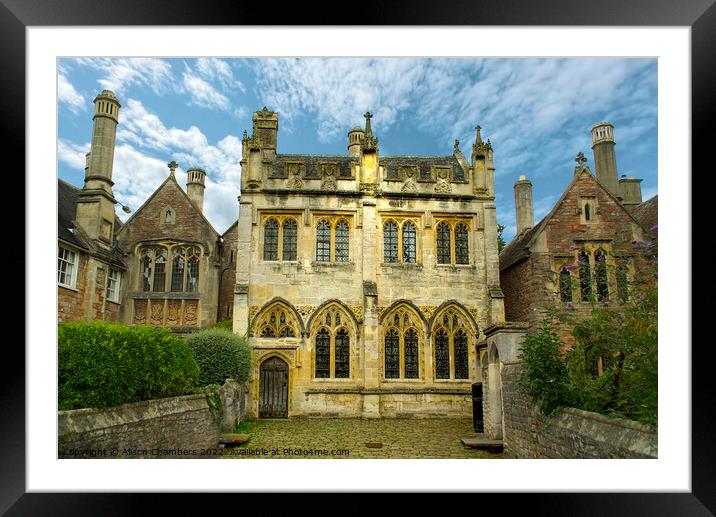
[232,109,505,418]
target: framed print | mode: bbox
[3,0,712,513]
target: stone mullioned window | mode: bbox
[139,244,201,293]
[382,217,419,264]
[262,215,299,261]
[311,304,353,379]
[435,219,470,265]
[314,216,351,263]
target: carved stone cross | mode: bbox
[575,152,587,167]
[167,160,178,176]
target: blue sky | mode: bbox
[57,57,657,240]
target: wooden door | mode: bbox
[259,357,288,418]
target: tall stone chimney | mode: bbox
[514,175,534,235]
[348,126,364,157]
[618,175,643,207]
[186,167,207,213]
[75,90,121,245]
[591,122,619,198]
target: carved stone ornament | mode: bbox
[297,305,316,317]
[419,305,438,320]
[349,305,364,323]
[376,306,386,319]
[249,305,260,321]
[435,177,452,194]
[320,163,338,191]
[401,166,418,192]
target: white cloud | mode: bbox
[58,73,85,113]
[195,58,246,93]
[58,139,90,170]
[75,58,174,95]
[182,69,231,112]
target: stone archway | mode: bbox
[259,356,288,418]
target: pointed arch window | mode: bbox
[579,250,592,301]
[455,223,469,264]
[402,221,416,263]
[282,219,297,261]
[584,203,592,221]
[595,250,609,302]
[316,219,331,261]
[335,220,349,262]
[171,248,186,292]
[139,244,200,293]
[262,216,299,261]
[384,221,399,263]
[383,306,423,379]
[255,303,299,338]
[617,264,629,303]
[152,248,168,292]
[311,304,353,379]
[432,307,471,380]
[560,266,573,302]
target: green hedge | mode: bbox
[208,319,233,332]
[58,321,200,411]
[185,328,251,386]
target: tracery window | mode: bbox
[316,219,331,261]
[432,306,471,380]
[140,244,201,293]
[383,218,420,264]
[311,303,353,378]
[263,215,299,261]
[335,220,349,262]
[383,305,423,379]
[436,219,471,265]
[254,302,299,338]
[595,249,609,302]
[314,216,351,262]
[617,264,629,303]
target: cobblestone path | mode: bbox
[223,417,502,459]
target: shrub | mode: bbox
[185,328,251,386]
[208,319,233,332]
[58,321,200,411]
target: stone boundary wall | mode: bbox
[498,361,657,459]
[58,380,247,458]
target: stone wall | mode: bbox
[58,380,247,458]
[499,361,657,459]
[58,253,89,323]
[218,222,238,323]
[58,253,123,324]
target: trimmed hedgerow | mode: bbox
[185,328,251,386]
[208,319,233,332]
[58,321,200,411]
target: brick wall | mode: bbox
[500,258,531,323]
[58,253,122,324]
[499,361,657,459]
[218,222,238,323]
[58,380,247,458]
[58,253,89,323]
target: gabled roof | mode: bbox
[221,219,238,238]
[631,194,658,232]
[117,172,220,239]
[499,168,648,272]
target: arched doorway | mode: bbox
[259,357,288,418]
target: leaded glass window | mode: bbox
[282,219,297,261]
[261,326,276,337]
[153,248,168,292]
[579,251,592,301]
[140,249,152,292]
[617,264,629,303]
[316,219,331,261]
[560,266,573,302]
[171,248,186,291]
[264,219,279,261]
[435,329,450,379]
[335,220,349,262]
[402,221,416,263]
[455,223,469,264]
[334,329,350,378]
[254,302,300,338]
[404,329,419,379]
[595,250,609,302]
[187,248,200,293]
[315,329,330,378]
[454,330,469,379]
[384,221,398,263]
[385,329,400,379]
[437,222,451,264]
[57,246,77,288]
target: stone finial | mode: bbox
[242,130,248,141]
[475,125,482,143]
[454,139,460,152]
[364,112,373,137]
[168,160,178,177]
[575,152,587,167]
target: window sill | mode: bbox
[435,263,474,269]
[381,378,424,383]
[106,299,121,306]
[311,261,354,267]
[58,283,79,293]
[380,262,422,268]
[131,292,201,300]
[311,377,354,382]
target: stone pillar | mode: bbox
[514,175,534,235]
[361,199,381,417]
[233,198,253,337]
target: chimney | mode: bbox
[347,126,364,157]
[591,122,619,197]
[618,175,643,207]
[186,167,207,213]
[514,175,534,235]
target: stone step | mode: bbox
[220,433,251,445]
[461,434,503,452]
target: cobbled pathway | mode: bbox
[223,417,502,459]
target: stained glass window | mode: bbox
[334,329,350,378]
[264,219,279,261]
[455,223,469,264]
[579,251,592,301]
[316,220,331,261]
[595,250,609,302]
[384,221,398,263]
[335,220,349,262]
[385,329,400,378]
[435,329,450,379]
[315,329,330,378]
[437,222,451,264]
[560,266,573,302]
[404,329,419,379]
[402,221,416,263]
[454,330,469,379]
[282,219,297,261]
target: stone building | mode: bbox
[498,122,656,346]
[57,91,127,324]
[232,108,506,419]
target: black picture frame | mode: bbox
[3,0,710,514]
